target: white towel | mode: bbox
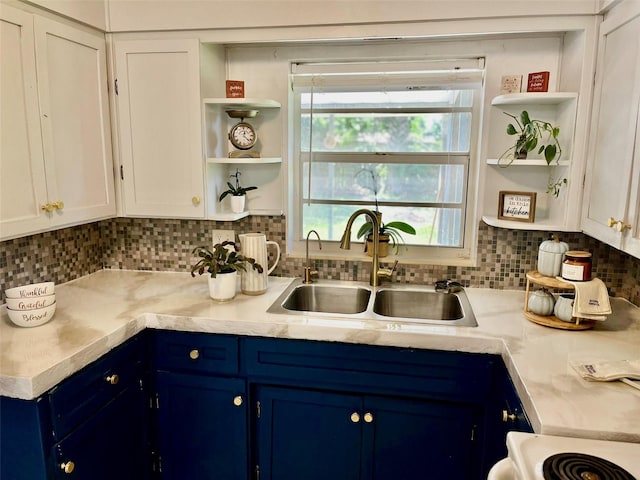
[566,278,612,321]
[571,359,640,382]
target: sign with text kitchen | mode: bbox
[498,191,536,222]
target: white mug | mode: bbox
[239,233,280,295]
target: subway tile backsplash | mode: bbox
[2,217,639,307]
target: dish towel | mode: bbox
[566,278,612,321]
[571,359,640,382]
[572,359,640,392]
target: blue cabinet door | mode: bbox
[52,382,149,480]
[363,395,476,480]
[254,386,364,480]
[156,372,248,480]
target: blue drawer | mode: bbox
[153,330,239,375]
[49,335,145,440]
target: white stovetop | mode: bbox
[1,270,640,443]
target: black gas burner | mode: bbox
[542,452,636,480]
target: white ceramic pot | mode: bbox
[537,236,569,277]
[207,271,237,302]
[230,195,246,214]
[554,294,575,322]
[528,288,555,316]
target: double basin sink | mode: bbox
[268,279,477,327]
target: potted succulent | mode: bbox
[353,169,416,257]
[191,241,263,302]
[499,110,567,197]
[218,169,258,213]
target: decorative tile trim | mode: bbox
[2,217,639,307]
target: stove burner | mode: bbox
[542,453,636,480]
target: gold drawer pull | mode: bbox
[189,349,200,360]
[105,374,119,385]
[52,201,64,210]
[233,395,243,407]
[60,461,75,474]
[41,203,54,212]
[192,196,201,205]
[350,412,360,423]
[363,412,374,423]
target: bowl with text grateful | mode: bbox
[5,294,56,311]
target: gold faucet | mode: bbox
[339,209,396,286]
[303,229,322,284]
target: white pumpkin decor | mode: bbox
[537,235,570,277]
[528,288,556,316]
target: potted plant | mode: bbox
[499,110,566,197]
[191,241,263,301]
[218,169,258,213]
[353,168,416,257]
[356,212,416,257]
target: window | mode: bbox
[290,60,484,264]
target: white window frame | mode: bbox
[288,59,484,266]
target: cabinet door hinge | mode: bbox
[256,400,261,418]
[114,78,118,95]
[255,464,260,480]
[471,424,477,442]
[120,165,124,180]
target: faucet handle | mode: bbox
[303,266,319,284]
[377,260,399,282]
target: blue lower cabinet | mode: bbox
[253,386,479,480]
[51,383,148,480]
[365,396,477,480]
[155,372,248,480]
[254,386,364,480]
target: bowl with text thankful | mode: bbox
[6,302,56,327]
[5,282,55,299]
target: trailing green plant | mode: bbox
[499,110,562,165]
[191,241,263,278]
[218,169,257,201]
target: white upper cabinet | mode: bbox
[113,39,205,218]
[0,5,115,240]
[582,0,640,257]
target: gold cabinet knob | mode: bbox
[608,217,632,232]
[189,349,200,360]
[233,395,243,407]
[105,374,119,385]
[41,203,54,212]
[52,201,64,210]
[502,410,517,423]
[363,412,374,423]
[60,461,75,474]
[192,196,201,205]
[350,412,360,423]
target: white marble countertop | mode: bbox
[1,270,639,442]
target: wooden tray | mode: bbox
[524,270,596,330]
[523,311,596,330]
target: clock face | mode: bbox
[229,122,257,150]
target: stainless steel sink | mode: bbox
[374,289,463,321]
[278,284,372,314]
[268,279,477,327]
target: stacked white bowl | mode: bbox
[4,282,56,327]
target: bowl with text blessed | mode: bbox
[5,294,56,311]
[5,282,55,299]
[6,302,56,327]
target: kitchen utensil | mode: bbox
[5,282,55,299]
[5,294,56,310]
[239,233,280,295]
[6,302,56,327]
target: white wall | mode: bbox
[105,0,599,33]
[16,0,107,29]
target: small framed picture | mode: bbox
[498,191,536,223]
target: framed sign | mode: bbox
[498,191,536,222]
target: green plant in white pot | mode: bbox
[191,241,263,302]
[218,169,257,214]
